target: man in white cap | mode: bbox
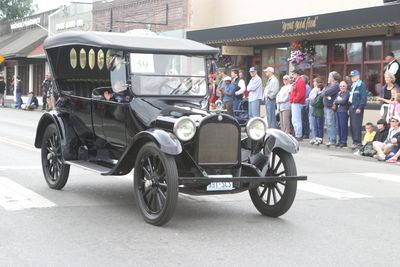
[263,67,279,128]
[247,67,263,118]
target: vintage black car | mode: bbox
[34,31,306,226]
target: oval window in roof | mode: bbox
[70,48,77,69]
[88,49,95,70]
[80,48,87,69]
[97,49,104,70]
[106,50,112,70]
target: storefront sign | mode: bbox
[282,16,319,33]
[10,17,41,30]
[56,19,84,31]
[221,46,253,56]
[0,55,4,64]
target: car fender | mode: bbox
[34,111,78,160]
[109,129,182,175]
[263,128,299,154]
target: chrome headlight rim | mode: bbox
[246,117,267,141]
[173,117,197,142]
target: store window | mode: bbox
[366,41,382,61]
[386,39,400,58]
[347,42,362,62]
[261,47,289,85]
[333,43,345,62]
[312,45,328,81]
[365,64,381,97]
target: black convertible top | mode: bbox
[44,31,219,55]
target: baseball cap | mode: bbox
[249,67,256,72]
[223,76,232,81]
[263,67,274,73]
[349,70,360,76]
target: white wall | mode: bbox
[191,0,384,29]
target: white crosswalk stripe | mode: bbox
[298,182,373,200]
[0,176,56,211]
[354,172,400,184]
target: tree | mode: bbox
[0,0,35,21]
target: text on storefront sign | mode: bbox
[56,19,84,31]
[282,16,319,33]
[10,17,41,30]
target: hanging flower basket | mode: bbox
[288,40,316,66]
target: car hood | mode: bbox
[130,97,209,127]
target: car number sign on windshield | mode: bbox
[130,53,155,73]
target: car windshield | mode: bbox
[130,53,207,96]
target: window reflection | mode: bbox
[347,42,362,62]
[365,41,382,61]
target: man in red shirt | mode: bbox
[290,69,306,140]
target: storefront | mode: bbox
[0,11,56,97]
[187,4,400,108]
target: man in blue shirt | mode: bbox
[219,76,235,115]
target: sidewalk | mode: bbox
[2,95,45,111]
[297,137,400,165]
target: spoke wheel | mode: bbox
[249,148,297,217]
[134,143,178,226]
[41,124,70,189]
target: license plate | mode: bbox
[207,175,233,191]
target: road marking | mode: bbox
[355,172,400,184]
[0,166,42,171]
[0,136,37,152]
[298,182,373,200]
[0,176,56,211]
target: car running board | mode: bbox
[65,160,113,174]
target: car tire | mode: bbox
[41,124,70,190]
[249,148,297,217]
[133,142,178,226]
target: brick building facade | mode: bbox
[93,0,190,34]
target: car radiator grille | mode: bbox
[197,122,239,165]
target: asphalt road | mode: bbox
[0,108,399,267]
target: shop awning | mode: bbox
[0,28,48,59]
[187,4,400,45]
[28,43,46,59]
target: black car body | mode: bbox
[34,31,306,225]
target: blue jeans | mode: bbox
[291,103,302,138]
[15,91,22,109]
[324,107,337,144]
[313,116,324,139]
[249,100,260,118]
[265,98,277,128]
[336,111,348,145]
[301,105,310,137]
[309,105,316,139]
[233,99,242,111]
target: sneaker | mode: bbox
[325,142,334,147]
[339,144,347,148]
[376,154,385,161]
[353,150,360,155]
[315,138,322,145]
[310,139,316,144]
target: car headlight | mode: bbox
[173,117,196,141]
[246,117,267,141]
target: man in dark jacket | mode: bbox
[321,71,340,146]
[348,70,368,149]
[14,75,23,109]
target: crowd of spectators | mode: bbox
[209,51,400,164]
